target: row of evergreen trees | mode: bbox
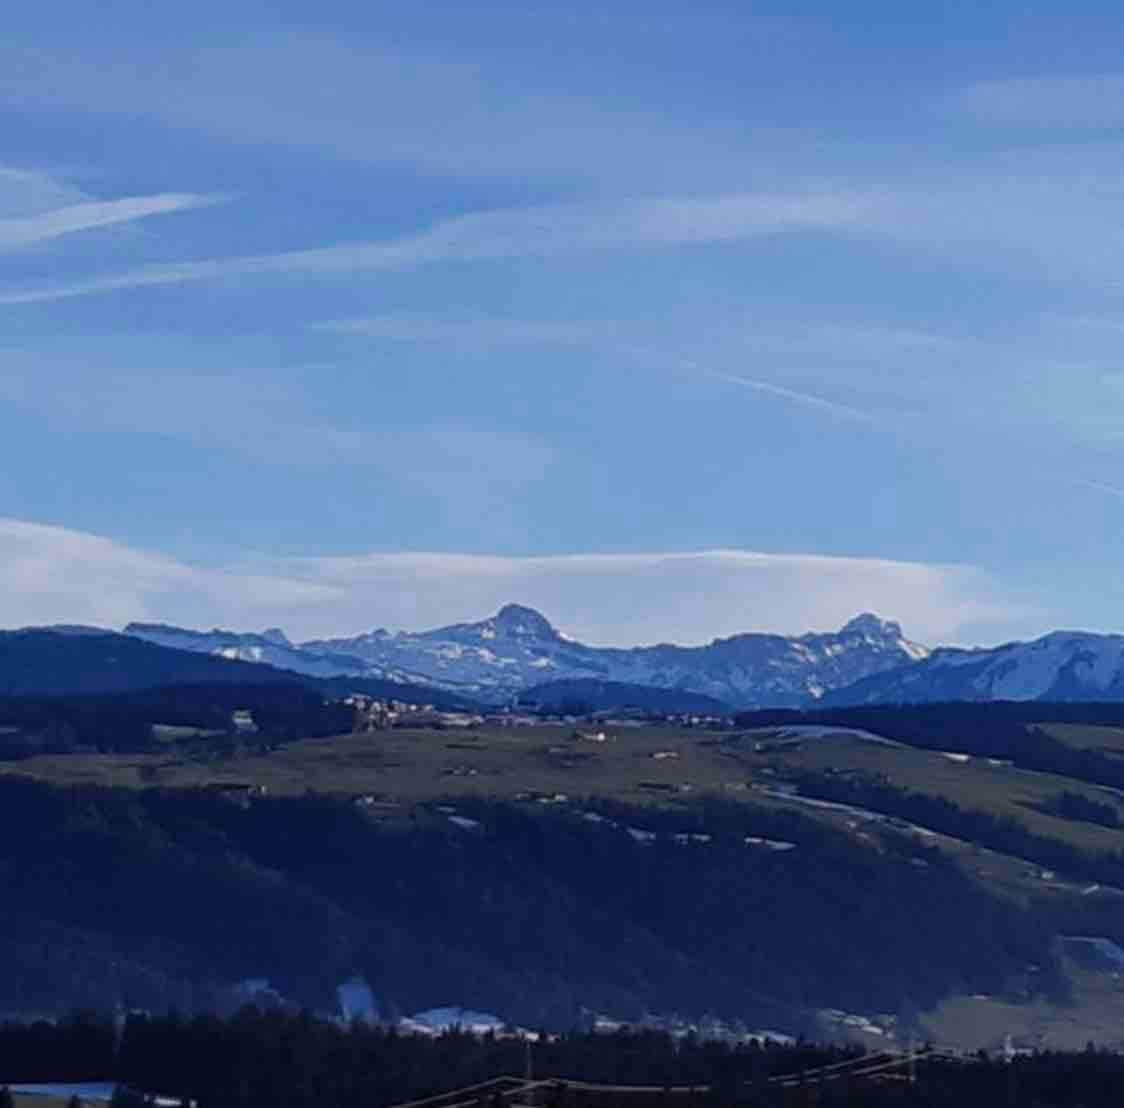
[2,1011,1124,1108]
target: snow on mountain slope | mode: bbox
[301,604,598,693]
[123,623,373,680]
[822,630,1124,706]
[152,604,923,709]
[592,614,929,709]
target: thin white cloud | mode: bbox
[1057,476,1124,502]
[319,316,905,429]
[0,517,1031,647]
[11,143,1124,308]
[0,192,222,250]
[0,190,873,305]
[701,369,884,426]
[0,518,338,631]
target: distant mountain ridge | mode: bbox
[126,622,375,680]
[0,628,307,697]
[823,629,1124,706]
[0,627,468,704]
[20,609,1124,716]
[126,605,929,709]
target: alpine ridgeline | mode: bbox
[823,629,1124,706]
[126,606,928,709]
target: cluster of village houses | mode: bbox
[341,694,728,733]
[343,695,533,732]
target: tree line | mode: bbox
[3,1011,1124,1108]
[736,701,1124,795]
[0,684,356,758]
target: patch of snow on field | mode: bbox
[748,1030,797,1046]
[745,836,797,851]
[752,726,904,747]
[9,1087,115,1103]
[401,1007,505,1035]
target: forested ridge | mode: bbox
[737,702,1124,793]
[0,631,466,708]
[0,777,1058,1028]
[0,684,358,758]
[785,769,1124,892]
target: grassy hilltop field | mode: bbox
[11,716,1124,852]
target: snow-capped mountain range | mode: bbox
[123,623,370,681]
[123,610,1124,708]
[126,605,928,709]
[823,630,1124,706]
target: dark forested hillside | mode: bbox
[0,630,467,706]
[0,778,1059,1029]
[0,683,362,758]
[0,631,310,696]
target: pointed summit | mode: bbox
[841,612,903,639]
[493,603,556,638]
[837,613,928,663]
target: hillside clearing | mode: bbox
[6,724,1124,897]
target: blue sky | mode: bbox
[6,1,1124,645]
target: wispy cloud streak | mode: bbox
[0,190,870,304]
[0,193,221,249]
[1060,476,1124,501]
[701,369,884,426]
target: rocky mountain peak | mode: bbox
[841,612,904,640]
[492,604,556,638]
[129,605,935,709]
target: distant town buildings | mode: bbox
[341,693,728,734]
